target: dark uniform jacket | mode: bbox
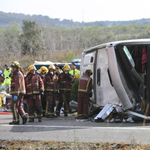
[10,70,26,95]
[25,73,44,95]
[78,73,92,94]
[44,72,58,93]
[58,72,75,91]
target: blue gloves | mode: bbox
[14,95,18,101]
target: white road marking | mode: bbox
[1,124,93,129]
[1,124,150,130]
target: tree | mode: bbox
[20,20,43,58]
[65,50,75,63]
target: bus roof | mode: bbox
[83,38,150,53]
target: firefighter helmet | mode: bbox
[48,64,55,70]
[85,69,93,75]
[74,73,80,79]
[10,61,20,68]
[62,64,71,72]
[28,65,37,73]
[39,66,48,75]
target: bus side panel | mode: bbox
[95,48,120,106]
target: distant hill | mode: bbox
[1,11,150,29]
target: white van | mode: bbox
[80,39,150,115]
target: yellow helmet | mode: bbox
[74,73,80,79]
[28,65,37,73]
[62,64,71,72]
[85,69,93,75]
[39,66,48,75]
[10,61,20,68]
[48,64,55,70]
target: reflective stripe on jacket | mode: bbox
[10,71,26,95]
[25,73,44,95]
[58,72,75,91]
[78,73,92,94]
[44,72,58,92]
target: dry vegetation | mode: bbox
[1,20,150,71]
[0,140,150,150]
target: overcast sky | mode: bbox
[0,0,150,22]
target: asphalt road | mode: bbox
[0,114,150,144]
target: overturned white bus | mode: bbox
[80,39,150,121]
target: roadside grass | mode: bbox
[0,140,150,150]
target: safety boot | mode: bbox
[56,112,60,117]
[22,114,27,124]
[9,121,19,125]
[43,112,46,117]
[64,112,68,117]
[75,116,83,119]
[38,117,42,122]
[28,118,34,122]
[48,114,57,118]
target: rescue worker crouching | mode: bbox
[9,61,27,125]
[76,69,93,119]
[39,66,48,116]
[25,65,44,122]
[44,65,58,118]
[56,64,75,116]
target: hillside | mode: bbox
[1,11,150,29]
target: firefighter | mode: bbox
[76,69,93,119]
[44,65,57,118]
[56,64,75,116]
[39,66,48,116]
[39,66,48,80]
[55,67,61,77]
[9,61,27,125]
[25,65,44,122]
[69,63,80,76]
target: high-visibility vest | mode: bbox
[69,69,80,76]
[4,68,12,85]
[4,68,12,78]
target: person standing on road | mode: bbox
[39,66,48,116]
[44,65,58,118]
[56,64,75,116]
[9,61,27,125]
[76,69,93,119]
[25,65,44,122]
